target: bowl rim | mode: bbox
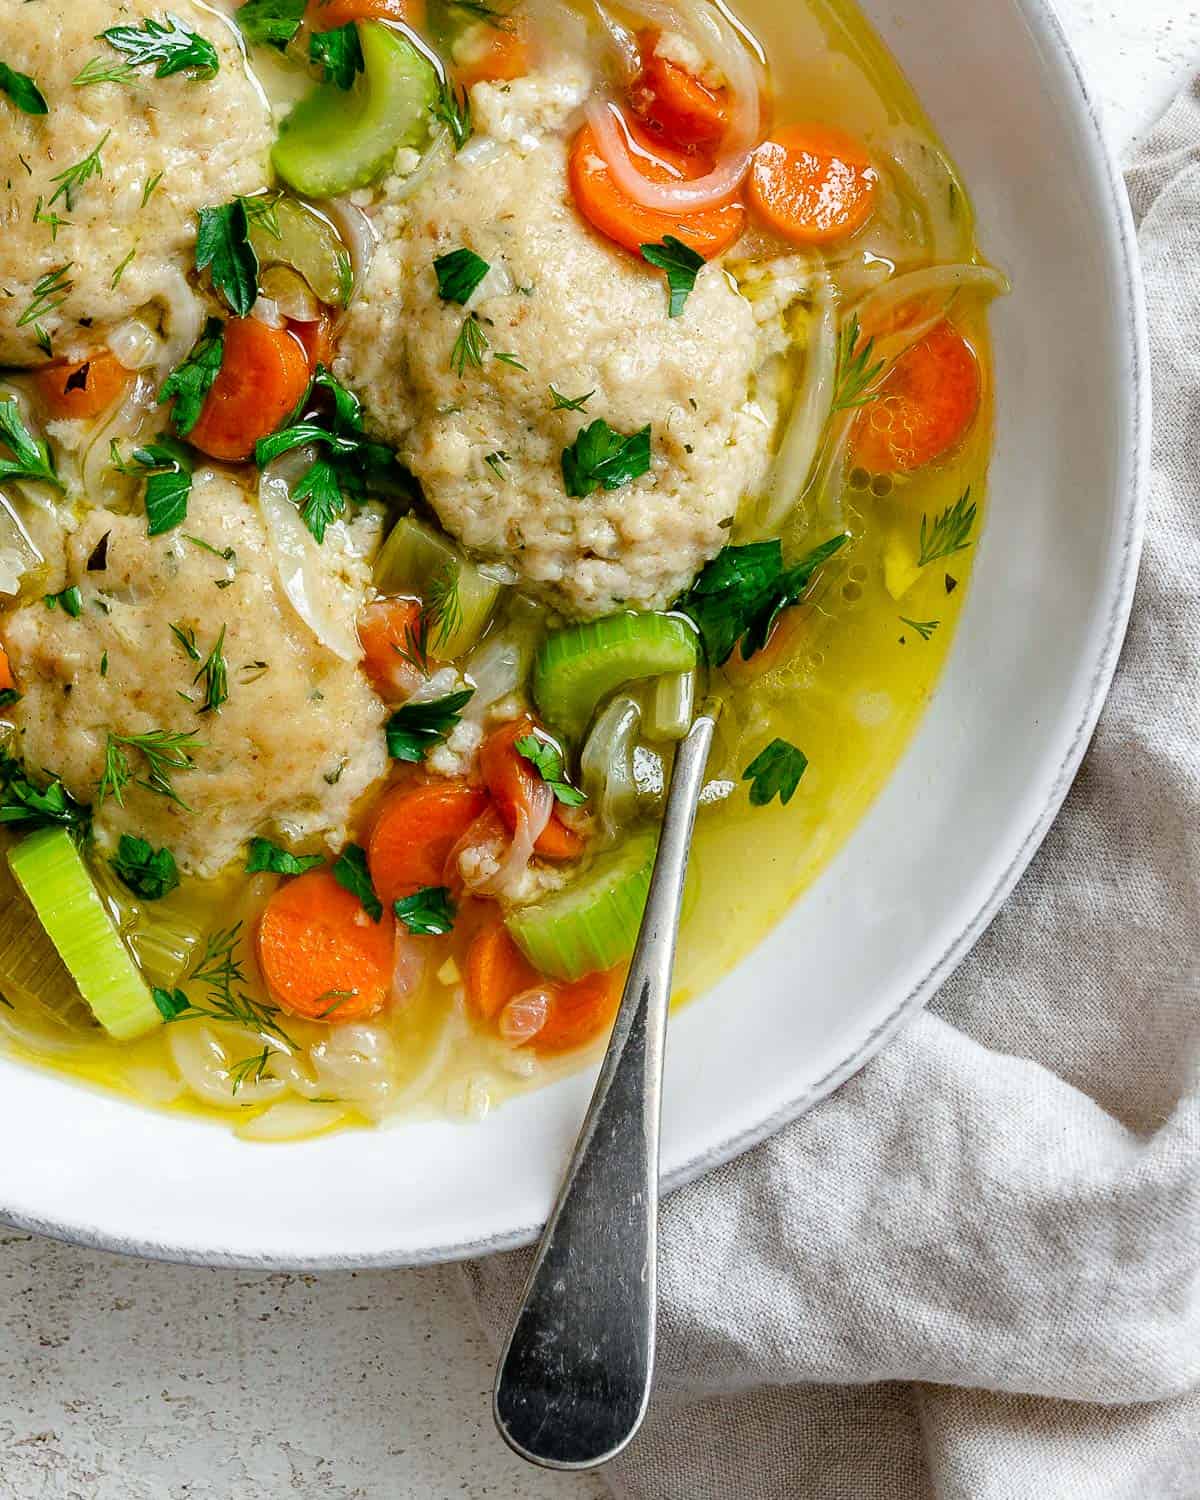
[0,0,1152,1270]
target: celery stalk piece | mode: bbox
[533,613,699,743]
[249,198,349,307]
[646,670,696,743]
[0,855,92,1027]
[374,514,501,660]
[7,830,162,1041]
[272,23,439,199]
[506,831,657,982]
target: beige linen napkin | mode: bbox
[463,86,1200,1498]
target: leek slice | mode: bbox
[272,23,439,198]
[374,515,501,660]
[533,613,699,742]
[7,830,162,1041]
[506,831,657,982]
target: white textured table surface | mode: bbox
[1,6,1194,1498]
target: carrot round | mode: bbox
[369,780,491,905]
[357,596,427,701]
[289,315,335,371]
[748,123,878,246]
[568,121,746,259]
[187,318,311,463]
[536,967,623,1056]
[853,323,981,474]
[256,869,395,1023]
[630,30,730,152]
[453,16,530,89]
[0,643,15,696]
[33,352,130,422]
[479,717,586,862]
[305,0,425,30]
[466,920,541,1025]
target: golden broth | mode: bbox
[0,0,997,1135]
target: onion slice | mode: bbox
[585,96,753,214]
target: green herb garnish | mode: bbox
[153,923,295,1045]
[514,731,587,806]
[386,689,475,763]
[291,460,345,544]
[0,757,88,835]
[917,489,976,567]
[158,319,225,436]
[450,312,490,375]
[96,15,220,81]
[48,130,111,212]
[43,586,83,617]
[229,1046,275,1094]
[196,200,259,317]
[832,315,885,413]
[33,197,70,242]
[169,622,201,661]
[899,617,940,642]
[17,264,73,331]
[193,625,228,715]
[743,739,808,807]
[394,886,457,936]
[640,235,704,318]
[0,400,63,490]
[111,834,180,901]
[561,420,652,498]
[309,23,363,89]
[549,386,595,412]
[245,836,324,876]
[235,0,306,50]
[433,78,472,150]
[120,439,194,535]
[98,728,203,809]
[0,59,47,115]
[331,843,382,922]
[435,247,490,305]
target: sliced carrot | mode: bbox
[305,0,425,30]
[536,967,623,1056]
[853,323,981,474]
[630,29,730,152]
[479,717,586,863]
[289,315,335,371]
[0,644,15,695]
[568,120,746,259]
[453,16,530,89]
[358,596,427,701]
[255,868,395,1023]
[369,780,492,905]
[466,919,540,1024]
[33,352,130,423]
[748,123,878,246]
[187,318,311,463]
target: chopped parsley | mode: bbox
[245,836,323,876]
[640,235,704,318]
[0,756,88,835]
[195,200,259,317]
[331,843,382,922]
[386,689,475,763]
[394,886,457,937]
[435,247,490,305]
[561,420,652,498]
[742,739,808,807]
[43,586,83,617]
[677,533,850,666]
[98,728,203,809]
[832,314,885,413]
[917,489,976,567]
[0,59,47,115]
[110,834,180,901]
[433,78,473,151]
[309,23,363,90]
[514,731,587,806]
[48,130,111,212]
[95,15,220,81]
[158,319,225,436]
[291,460,345,545]
[0,400,63,490]
[193,626,228,715]
[235,0,306,50]
[115,439,194,536]
[549,386,595,412]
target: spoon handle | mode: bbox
[493,710,716,1472]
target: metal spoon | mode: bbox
[493,707,718,1471]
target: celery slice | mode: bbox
[506,831,657,982]
[0,854,92,1027]
[646,670,696,743]
[533,613,699,742]
[249,198,349,307]
[7,830,162,1041]
[374,515,501,660]
[272,23,438,198]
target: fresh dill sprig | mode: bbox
[193,625,228,715]
[169,623,201,661]
[483,450,510,480]
[832,314,885,413]
[392,610,431,677]
[32,197,70,242]
[549,386,595,412]
[72,57,138,87]
[448,0,516,30]
[98,728,204,809]
[141,170,163,208]
[48,130,111,212]
[917,489,977,567]
[450,312,489,375]
[229,1046,274,1095]
[900,616,940,642]
[427,564,463,651]
[433,77,472,151]
[155,924,296,1047]
[17,264,73,329]
[110,248,136,289]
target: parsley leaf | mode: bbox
[0,400,63,490]
[245,836,323,876]
[196,200,259,317]
[98,14,220,80]
[332,843,382,922]
[43,586,83,617]
[0,60,48,115]
[677,533,850,665]
[394,886,457,936]
[917,489,977,567]
[561,420,652,498]
[386,689,475,763]
[743,739,808,807]
[434,247,490,305]
[123,439,193,536]
[111,834,180,901]
[514,731,587,806]
[0,756,89,834]
[309,23,363,90]
[158,319,225,436]
[640,235,704,318]
[236,0,307,49]
[291,459,345,544]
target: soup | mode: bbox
[0,0,1006,1137]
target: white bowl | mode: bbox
[0,0,1148,1267]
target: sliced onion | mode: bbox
[106,317,161,372]
[884,128,971,266]
[258,458,363,662]
[591,0,641,81]
[854,263,1010,338]
[585,96,753,213]
[167,1024,288,1110]
[448,793,552,900]
[391,926,428,1006]
[236,1100,347,1141]
[498,988,551,1046]
[250,295,287,330]
[80,372,157,505]
[322,196,380,305]
[156,267,207,377]
[581,694,641,841]
[463,636,529,721]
